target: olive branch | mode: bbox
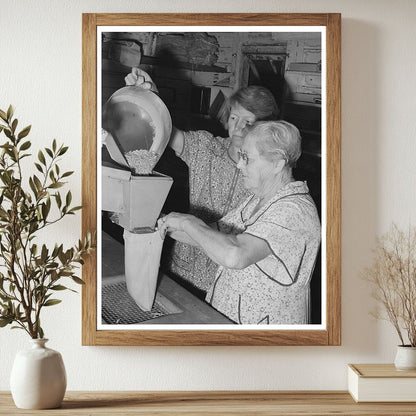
[0,105,95,339]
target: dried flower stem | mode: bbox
[363,223,416,347]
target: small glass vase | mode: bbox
[10,338,67,409]
[394,345,416,371]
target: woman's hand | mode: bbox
[124,67,159,93]
[158,212,206,246]
[101,128,113,146]
[157,212,195,238]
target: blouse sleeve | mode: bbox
[180,130,213,168]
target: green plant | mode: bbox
[363,223,416,347]
[0,105,95,339]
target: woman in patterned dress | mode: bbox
[125,68,280,296]
[157,121,321,325]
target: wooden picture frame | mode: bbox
[82,13,341,346]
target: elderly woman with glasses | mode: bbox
[158,120,321,325]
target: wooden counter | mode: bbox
[1,391,416,415]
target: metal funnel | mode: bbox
[102,162,172,231]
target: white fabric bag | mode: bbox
[123,229,164,311]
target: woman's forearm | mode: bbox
[169,127,185,156]
[168,222,221,249]
[168,230,198,246]
[158,213,270,269]
[181,217,245,268]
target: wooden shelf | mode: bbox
[1,391,416,415]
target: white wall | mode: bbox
[1,0,416,391]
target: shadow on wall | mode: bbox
[340,19,381,354]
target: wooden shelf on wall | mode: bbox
[1,391,416,415]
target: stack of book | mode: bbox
[348,364,416,402]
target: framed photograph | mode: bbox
[82,13,341,346]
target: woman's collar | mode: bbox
[242,181,309,222]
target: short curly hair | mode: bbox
[228,85,279,121]
[248,120,302,168]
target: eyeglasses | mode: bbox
[237,148,289,166]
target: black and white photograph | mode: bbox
[98,27,325,329]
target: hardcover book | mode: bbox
[348,364,416,402]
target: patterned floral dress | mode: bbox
[206,181,321,325]
[168,130,250,292]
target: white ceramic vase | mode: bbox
[10,338,67,409]
[394,345,416,371]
